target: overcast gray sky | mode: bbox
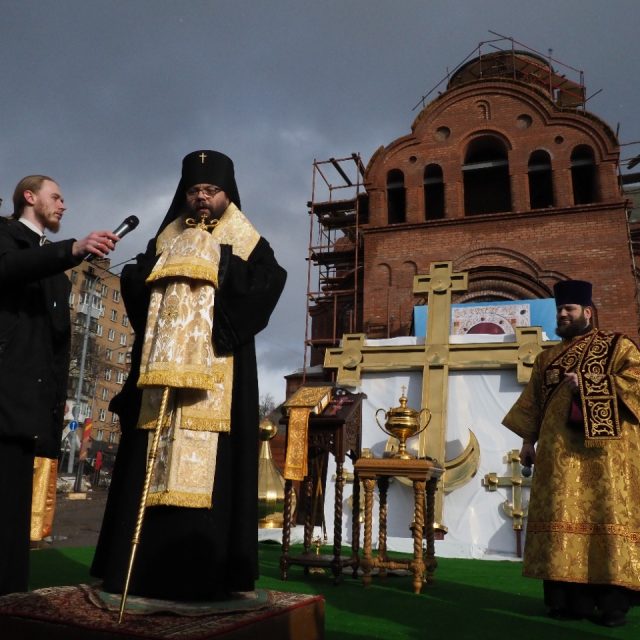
[2,0,639,402]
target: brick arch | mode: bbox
[528,149,554,208]
[462,128,513,152]
[475,99,492,121]
[399,259,418,281]
[453,248,571,301]
[456,246,549,277]
[570,144,598,204]
[462,132,513,215]
[455,266,553,302]
[374,262,392,286]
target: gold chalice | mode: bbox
[375,389,431,459]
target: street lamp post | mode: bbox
[71,274,101,491]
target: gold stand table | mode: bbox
[354,457,443,594]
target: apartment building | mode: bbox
[67,257,133,454]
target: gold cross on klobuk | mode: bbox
[324,261,554,530]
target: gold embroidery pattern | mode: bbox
[160,298,179,323]
[283,386,333,481]
[541,333,590,409]
[211,204,260,261]
[284,407,312,481]
[156,203,260,262]
[138,223,244,508]
[138,280,218,391]
[139,370,219,390]
[149,227,220,286]
[148,262,219,287]
[146,422,219,509]
[146,491,213,509]
[542,331,621,444]
[578,331,621,443]
[139,205,263,507]
[527,520,640,542]
[284,386,334,409]
[138,361,233,433]
[545,369,560,385]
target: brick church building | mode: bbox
[303,44,640,372]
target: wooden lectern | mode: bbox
[280,387,364,583]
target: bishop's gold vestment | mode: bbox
[136,203,260,509]
[503,329,640,590]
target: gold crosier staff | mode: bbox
[118,211,219,623]
[118,386,171,623]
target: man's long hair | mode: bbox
[12,175,55,218]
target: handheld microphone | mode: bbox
[85,215,139,261]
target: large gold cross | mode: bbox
[324,261,552,528]
[413,262,468,514]
[199,152,207,164]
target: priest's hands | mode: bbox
[520,441,536,468]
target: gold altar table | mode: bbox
[354,457,443,594]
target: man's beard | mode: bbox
[34,202,61,233]
[43,217,60,233]
[556,312,590,338]
[188,201,223,221]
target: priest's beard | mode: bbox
[188,196,229,222]
[556,311,590,338]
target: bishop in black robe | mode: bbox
[90,150,286,600]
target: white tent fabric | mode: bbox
[261,335,538,560]
[319,336,533,560]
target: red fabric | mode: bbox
[568,398,583,426]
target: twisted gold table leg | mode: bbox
[361,477,375,587]
[411,479,426,594]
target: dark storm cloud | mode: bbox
[2,0,639,401]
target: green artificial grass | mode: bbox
[29,542,639,639]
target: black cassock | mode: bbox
[91,236,286,600]
[0,218,77,595]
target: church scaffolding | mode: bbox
[304,155,367,373]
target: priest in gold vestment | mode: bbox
[91,150,286,600]
[503,280,640,628]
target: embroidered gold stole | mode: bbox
[137,204,260,508]
[542,329,622,446]
[283,386,333,481]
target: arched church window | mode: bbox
[387,169,406,224]
[424,164,445,220]
[571,145,597,204]
[463,136,511,215]
[528,150,554,209]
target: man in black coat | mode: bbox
[0,175,119,595]
[91,150,286,601]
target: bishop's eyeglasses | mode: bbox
[186,186,222,198]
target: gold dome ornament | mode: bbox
[258,418,295,528]
[375,388,431,459]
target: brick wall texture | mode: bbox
[354,72,639,341]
